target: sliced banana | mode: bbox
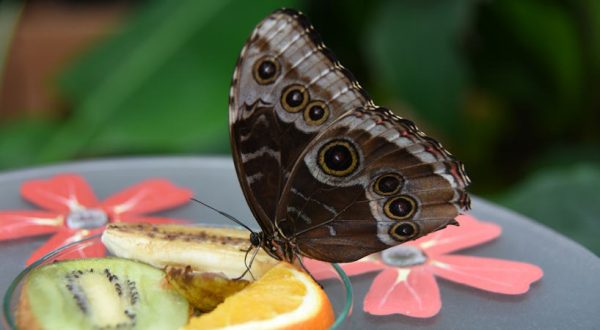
[101,223,278,280]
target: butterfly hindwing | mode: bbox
[276,107,470,262]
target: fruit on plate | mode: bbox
[165,265,249,312]
[17,258,189,330]
[184,262,335,330]
[102,223,278,280]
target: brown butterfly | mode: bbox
[229,9,470,264]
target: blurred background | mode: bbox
[0,0,598,254]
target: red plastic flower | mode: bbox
[306,214,543,318]
[0,174,192,264]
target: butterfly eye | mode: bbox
[384,195,417,220]
[253,57,280,84]
[281,84,309,112]
[373,174,403,196]
[304,101,329,125]
[389,222,418,241]
[249,232,261,246]
[318,139,359,177]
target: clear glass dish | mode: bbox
[3,232,353,329]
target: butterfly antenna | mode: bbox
[190,197,256,233]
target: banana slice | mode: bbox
[101,223,278,280]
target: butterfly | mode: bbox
[229,9,470,264]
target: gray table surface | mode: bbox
[1,156,599,329]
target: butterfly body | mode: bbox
[229,9,470,263]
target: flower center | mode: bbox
[381,245,427,267]
[66,208,108,229]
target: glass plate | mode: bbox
[3,231,353,329]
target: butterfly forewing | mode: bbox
[229,9,371,233]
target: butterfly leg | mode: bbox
[294,253,324,289]
[245,244,262,278]
[235,243,258,280]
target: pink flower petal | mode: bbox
[430,255,543,295]
[21,174,98,212]
[339,259,387,276]
[302,257,386,281]
[0,211,64,240]
[364,266,441,318]
[101,179,192,216]
[26,228,104,265]
[115,216,188,225]
[416,214,501,256]
[303,259,338,280]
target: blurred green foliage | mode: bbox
[0,0,599,254]
[499,164,600,254]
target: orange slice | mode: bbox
[184,262,334,330]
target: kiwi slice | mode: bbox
[17,258,189,330]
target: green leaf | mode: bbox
[0,119,60,170]
[363,0,475,137]
[497,164,600,255]
[589,0,600,70]
[529,144,600,171]
[40,0,297,162]
[495,0,583,123]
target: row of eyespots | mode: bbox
[372,173,419,242]
[253,57,330,126]
[281,84,330,126]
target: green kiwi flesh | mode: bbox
[18,258,189,330]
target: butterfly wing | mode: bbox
[229,9,371,233]
[275,107,470,262]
